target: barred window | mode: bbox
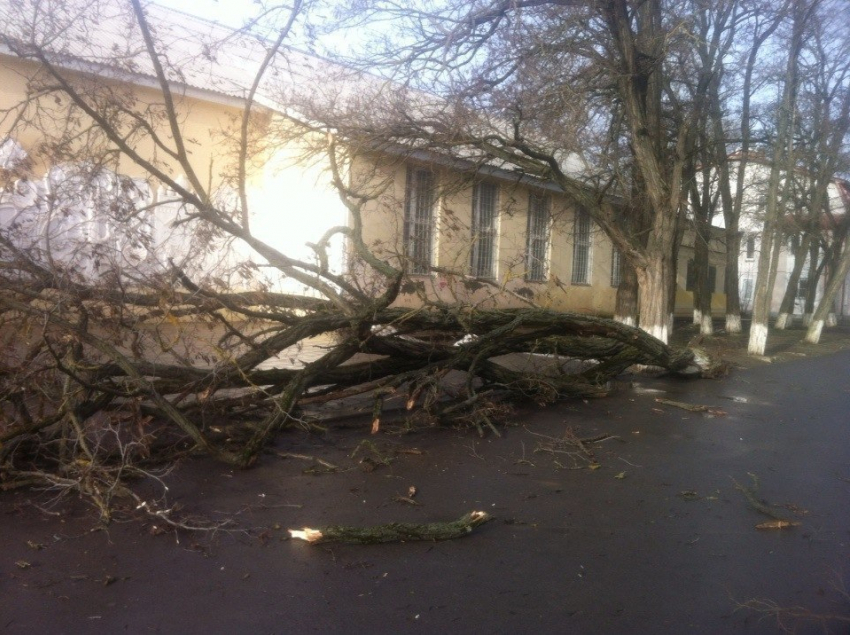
[470,182,498,278]
[745,235,755,259]
[571,208,592,284]
[686,260,717,292]
[526,193,550,282]
[404,168,435,274]
[611,247,622,287]
[741,278,754,308]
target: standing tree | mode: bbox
[747,0,816,355]
[714,0,788,334]
[800,3,850,340]
[323,0,705,343]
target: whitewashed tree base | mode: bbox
[748,322,768,356]
[725,314,742,334]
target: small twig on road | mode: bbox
[655,398,727,416]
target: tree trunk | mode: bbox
[724,224,743,333]
[289,510,492,544]
[805,241,850,343]
[727,9,784,334]
[614,260,639,326]
[636,255,674,343]
[693,215,714,335]
[775,234,811,329]
[802,240,821,325]
[748,1,807,355]
[749,225,779,354]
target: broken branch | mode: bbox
[288,510,492,544]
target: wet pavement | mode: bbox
[2,350,850,634]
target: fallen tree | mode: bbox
[0,270,711,466]
[0,229,718,516]
[0,0,716,519]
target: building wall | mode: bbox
[0,54,349,294]
[676,227,728,315]
[351,155,721,316]
[1,52,729,318]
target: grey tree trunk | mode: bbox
[614,261,639,326]
[748,1,809,355]
[725,6,785,334]
[775,234,811,329]
[805,242,850,343]
[802,240,821,325]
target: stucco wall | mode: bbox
[0,54,349,294]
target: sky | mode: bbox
[154,0,361,55]
[157,0,255,28]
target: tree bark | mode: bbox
[805,241,850,343]
[775,234,811,329]
[289,510,492,544]
[748,1,809,355]
[614,260,639,326]
[726,6,785,333]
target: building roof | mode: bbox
[0,0,593,191]
[0,0,343,110]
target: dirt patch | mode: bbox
[670,320,850,370]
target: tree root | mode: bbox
[288,510,492,544]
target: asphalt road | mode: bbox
[3,350,850,634]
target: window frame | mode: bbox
[571,207,592,285]
[745,235,755,260]
[470,182,499,279]
[685,259,717,293]
[525,192,550,282]
[610,247,622,288]
[403,167,436,275]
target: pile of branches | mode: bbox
[0,261,709,508]
[0,151,718,522]
[0,1,715,521]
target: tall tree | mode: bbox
[747,0,816,355]
[325,0,707,343]
[717,1,788,334]
[801,1,850,341]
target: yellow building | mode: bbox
[0,1,724,317]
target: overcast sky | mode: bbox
[155,0,365,57]
[156,0,252,28]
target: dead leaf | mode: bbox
[614,471,627,480]
[408,486,417,498]
[15,560,31,569]
[26,540,45,551]
[588,463,601,471]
